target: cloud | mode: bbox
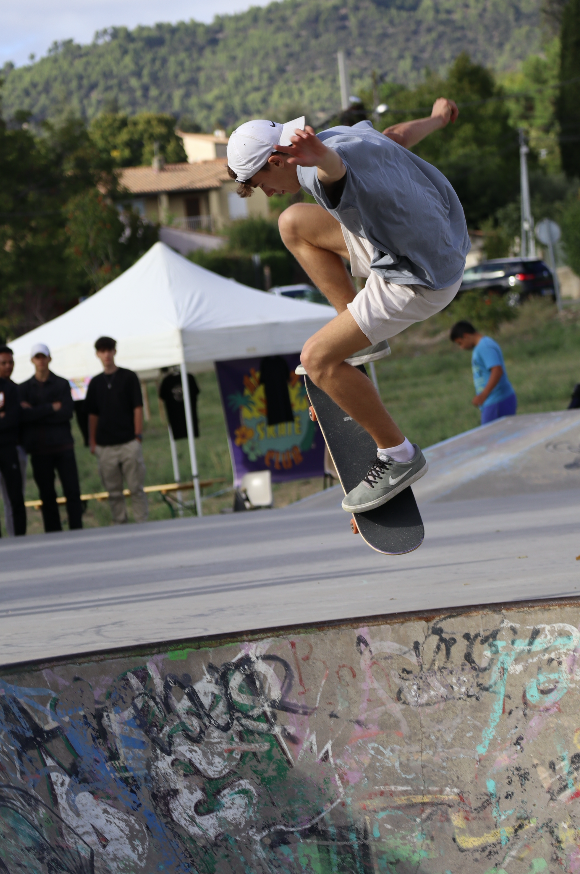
[1,0,277,67]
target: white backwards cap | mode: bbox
[227,116,305,183]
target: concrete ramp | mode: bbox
[415,410,580,503]
[2,413,580,872]
[2,599,580,873]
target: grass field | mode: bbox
[17,299,580,535]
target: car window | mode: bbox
[280,288,330,305]
[496,262,525,274]
[306,289,331,306]
[462,266,485,281]
[523,260,549,273]
[466,261,526,280]
[476,267,509,280]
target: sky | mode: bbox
[1,0,278,67]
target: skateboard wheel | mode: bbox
[308,405,317,423]
[350,517,359,535]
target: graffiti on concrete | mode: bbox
[1,604,580,872]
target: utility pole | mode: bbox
[519,128,536,258]
[372,69,379,115]
[337,51,350,111]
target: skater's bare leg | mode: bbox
[278,203,355,312]
[301,310,403,448]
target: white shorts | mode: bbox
[342,226,463,345]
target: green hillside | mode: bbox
[2,0,541,130]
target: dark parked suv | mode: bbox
[459,258,555,305]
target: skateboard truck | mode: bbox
[350,517,359,535]
[308,405,317,423]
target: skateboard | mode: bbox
[305,370,424,555]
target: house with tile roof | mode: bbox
[119,133,270,234]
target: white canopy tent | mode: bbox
[10,242,335,516]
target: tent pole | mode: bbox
[179,358,202,517]
[168,426,184,517]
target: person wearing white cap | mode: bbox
[226,99,469,515]
[19,344,83,533]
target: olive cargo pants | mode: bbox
[95,439,148,524]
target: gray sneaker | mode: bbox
[295,339,391,376]
[342,445,428,513]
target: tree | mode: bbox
[89,112,187,167]
[64,190,158,292]
[499,37,561,173]
[561,195,580,275]
[542,0,568,36]
[558,0,580,177]
[0,0,543,131]
[0,89,158,337]
[372,54,522,228]
[0,108,118,336]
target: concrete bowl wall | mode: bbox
[1,598,579,873]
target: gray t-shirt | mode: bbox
[297,120,470,290]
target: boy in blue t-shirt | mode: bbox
[450,320,517,425]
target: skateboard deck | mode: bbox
[305,371,424,555]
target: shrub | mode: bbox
[188,249,294,289]
[446,290,518,333]
[226,217,285,253]
[561,197,580,276]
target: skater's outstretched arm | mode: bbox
[383,98,458,149]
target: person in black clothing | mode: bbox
[0,345,28,535]
[19,344,83,533]
[159,368,200,439]
[86,336,147,524]
[0,377,26,536]
[259,356,293,426]
[568,384,580,409]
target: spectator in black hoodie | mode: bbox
[0,345,27,535]
[19,344,83,533]
[0,376,26,536]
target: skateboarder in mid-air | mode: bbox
[227,100,470,514]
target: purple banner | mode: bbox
[215,354,325,486]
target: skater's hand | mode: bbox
[276,126,346,184]
[431,98,459,128]
[52,401,62,411]
[276,126,327,167]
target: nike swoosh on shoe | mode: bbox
[389,471,410,485]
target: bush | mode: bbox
[188,249,294,289]
[226,217,285,253]
[480,221,513,260]
[446,290,519,333]
[561,197,580,276]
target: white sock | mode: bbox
[377,437,415,464]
